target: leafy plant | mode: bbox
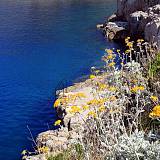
[149,53,160,78]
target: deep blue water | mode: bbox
[0,0,119,159]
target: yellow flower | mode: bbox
[54,99,61,108]
[130,86,145,93]
[126,42,133,48]
[125,37,130,43]
[90,74,96,79]
[76,92,86,98]
[117,49,120,52]
[95,70,100,74]
[150,96,158,102]
[38,146,49,153]
[108,62,115,67]
[87,98,105,106]
[21,150,27,155]
[98,106,106,112]
[87,111,97,118]
[132,79,138,83]
[105,49,113,54]
[149,105,160,118]
[82,105,89,110]
[107,54,113,60]
[54,120,61,126]
[70,106,81,113]
[125,49,131,54]
[109,96,117,101]
[139,86,145,91]
[97,82,108,90]
[108,86,117,92]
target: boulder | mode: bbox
[145,17,160,49]
[36,129,69,153]
[148,4,160,15]
[103,21,128,40]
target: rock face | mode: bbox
[117,0,160,20]
[101,1,160,50]
[129,11,150,36]
[145,17,160,49]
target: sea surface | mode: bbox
[0,0,119,159]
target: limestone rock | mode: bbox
[36,129,69,153]
[129,11,150,35]
[103,21,128,40]
[145,17,160,49]
[148,4,160,15]
[117,0,160,20]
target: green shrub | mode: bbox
[149,53,160,78]
[48,144,84,160]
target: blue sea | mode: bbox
[0,0,119,159]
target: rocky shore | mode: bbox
[24,1,160,160]
[98,0,160,49]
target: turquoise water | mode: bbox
[0,0,119,159]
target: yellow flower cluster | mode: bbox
[82,105,89,110]
[150,96,158,102]
[125,37,130,43]
[108,62,115,67]
[37,146,49,153]
[90,74,96,79]
[137,39,144,43]
[108,86,117,92]
[126,42,133,48]
[87,111,97,118]
[53,96,69,107]
[54,99,62,108]
[130,86,145,93]
[98,105,106,112]
[70,106,81,113]
[106,54,113,60]
[53,92,87,108]
[117,49,120,53]
[149,105,160,118]
[105,49,113,54]
[125,49,131,54]
[87,98,105,106]
[54,120,61,126]
[75,92,86,98]
[97,82,108,91]
[109,96,117,101]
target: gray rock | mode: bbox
[148,4,160,15]
[129,11,150,35]
[36,129,69,153]
[103,21,128,40]
[108,14,119,22]
[145,17,160,49]
[117,0,160,20]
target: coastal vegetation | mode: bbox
[23,38,160,160]
[22,1,160,159]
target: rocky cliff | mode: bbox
[101,0,160,49]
